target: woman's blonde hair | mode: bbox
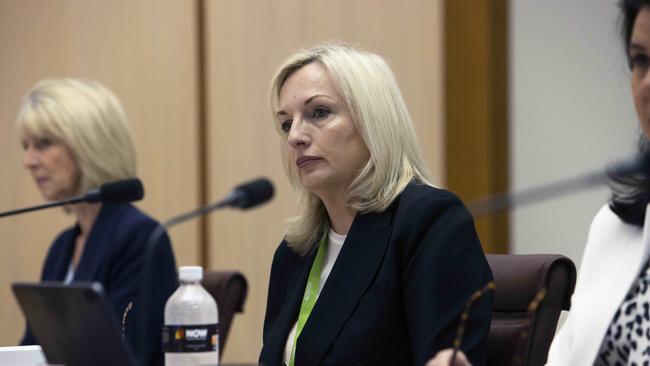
[16,78,136,194]
[270,42,432,255]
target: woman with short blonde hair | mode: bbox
[17,78,176,366]
[17,78,136,193]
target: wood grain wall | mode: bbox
[0,0,445,363]
[0,0,201,347]
[445,0,509,253]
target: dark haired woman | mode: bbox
[546,1,650,364]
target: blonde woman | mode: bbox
[259,43,493,366]
[16,79,177,366]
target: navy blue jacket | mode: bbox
[260,182,493,366]
[21,202,178,366]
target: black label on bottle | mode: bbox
[162,323,219,353]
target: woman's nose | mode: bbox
[22,146,39,169]
[642,69,650,88]
[287,119,310,149]
[637,71,650,105]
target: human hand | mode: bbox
[425,349,472,366]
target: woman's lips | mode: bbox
[296,156,322,168]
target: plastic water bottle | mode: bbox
[163,266,219,366]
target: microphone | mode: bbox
[218,177,275,209]
[136,177,274,365]
[163,177,274,228]
[467,151,650,217]
[0,178,144,219]
[84,178,144,204]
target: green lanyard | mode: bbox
[289,233,328,366]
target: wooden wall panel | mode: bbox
[204,0,443,362]
[445,0,509,253]
[0,0,201,346]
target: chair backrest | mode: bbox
[201,270,248,357]
[486,254,576,366]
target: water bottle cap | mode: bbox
[179,266,203,281]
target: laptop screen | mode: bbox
[12,282,137,366]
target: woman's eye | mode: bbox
[280,120,292,134]
[35,138,53,150]
[631,54,650,70]
[312,107,330,119]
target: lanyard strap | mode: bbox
[289,233,328,366]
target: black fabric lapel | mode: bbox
[264,246,317,364]
[74,203,123,281]
[47,228,78,281]
[295,208,393,365]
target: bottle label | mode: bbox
[162,323,219,353]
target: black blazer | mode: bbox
[260,182,493,366]
[20,203,178,366]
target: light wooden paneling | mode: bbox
[204,0,443,362]
[0,0,201,346]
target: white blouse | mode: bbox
[64,262,74,284]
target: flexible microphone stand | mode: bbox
[467,151,650,217]
[136,178,273,366]
[0,178,143,219]
[0,195,93,218]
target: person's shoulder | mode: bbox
[401,181,461,202]
[268,239,307,286]
[111,203,158,226]
[390,182,474,240]
[585,203,642,249]
[99,203,161,239]
[272,239,301,262]
[100,203,164,249]
[590,203,640,235]
[270,238,312,274]
[397,181,466,215]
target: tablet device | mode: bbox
[12,282,137,366]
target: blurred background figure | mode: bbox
[16,78,177,366]
[258,43,493,366]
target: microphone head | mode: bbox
[230,178,274,209]
[87,178,144,203]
